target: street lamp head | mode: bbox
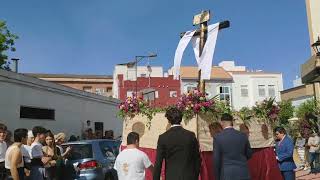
[311,36,320,56]
[148,53,157,58]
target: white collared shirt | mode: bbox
[0,141,7,162]
[171,124,182,128]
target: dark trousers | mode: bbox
[0,162,6,180]
[309,152,319,170]
[281,171,295,180]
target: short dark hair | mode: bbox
[32,126,47,137]
[14,128,28,142]
[274,127,286,134]
[127,132,139,145]
[0,123,7,133]
[165,107,183,125]
[87,120,91,123]
[221,113,233,121]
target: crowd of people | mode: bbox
[1,109,318,180]
[0,123,79,180]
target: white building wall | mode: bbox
[231,73,283,110]
[0,70,122,138]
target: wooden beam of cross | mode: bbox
[179,10,230,93]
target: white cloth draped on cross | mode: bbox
[173,23,220,80]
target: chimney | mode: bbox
[11,58,20,73]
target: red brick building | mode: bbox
[117,74,180,107]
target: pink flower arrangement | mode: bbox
[118,96,146,117]
[176,89,215,119]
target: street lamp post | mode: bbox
[134,54,157,96]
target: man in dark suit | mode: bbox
[153,107,201,180]
[213,113,253,180]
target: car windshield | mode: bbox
[64,144,93,160]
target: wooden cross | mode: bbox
[180,10,230,93]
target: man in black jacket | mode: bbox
[213,113,253,180]
[153,107,201,180]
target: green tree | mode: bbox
[278,100,294,125]
[295,99,319,119]
[0,20,18,70]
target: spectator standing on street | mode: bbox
[115,132,153,180]
[5,128,28,180]
[82,120,93,139]
[295,134,306,170]
[274,127,296,180]
[307,132,320,173]
[0,123,8,180]
[30,126,50,180]
[21,130,34,178]
[43,131,60,180]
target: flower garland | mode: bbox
[117,96,156,128]
[176,89,216,120]
[117,92,281,129]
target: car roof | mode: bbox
[62,139,121,146]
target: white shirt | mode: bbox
[0,141,7,162]
[308,135,320,153]
[114,148,152,180]
[30,142,43,159]
[21,145,32,163]
[5,144,24,169]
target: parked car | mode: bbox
[62,139,121,180]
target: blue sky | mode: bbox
[0,0,312,88]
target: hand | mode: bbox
[65,146,72,153]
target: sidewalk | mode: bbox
[296,170,320,180]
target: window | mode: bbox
[219,86,231,102]
[99,141,116,158]
[240,85,248,97]
[20,106,55,120]
[258,85,266,97]
[169,91,177,98]
[126,91,133,98]
[95,88,106,95]
[268,85,276,97]
[62,144,93,160]
[83,86,92,93]
[187,86,197,93]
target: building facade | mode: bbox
[169,66,234,102]
[306,0,320,55]
[117,74,180,107]
[1,70,122,137]
[26,73,113,97]
[219,61,283,110]
[113,64,163,99]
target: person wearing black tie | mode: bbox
[153,107,201,180]
[213,113,253,180]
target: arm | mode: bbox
[213,137,221,180]
[153,136,165,180]
[10,148,22,180]
[245,137,253,160]
[277,139,294,162]
[192,133,201,177]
